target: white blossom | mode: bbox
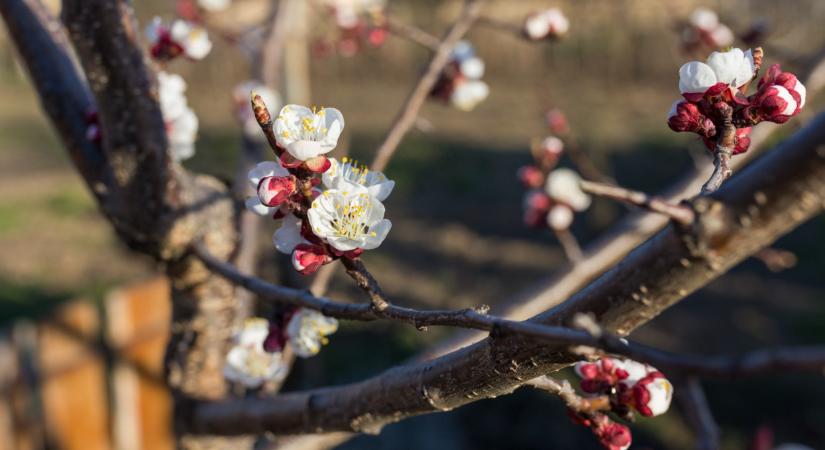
[679,48,755,94]
[523,8,569,40]
[544,168,591,212]
[459,57,485,80]
[688,7,719,31]
[199,0,231,12]
[450,79,489,112]
[224,318,289,388]
[158,71,199,161]
[234,81,282,140]
[245,161,290,216]
[170,20,213,60]
[273,214,306,254]
[287,309,339,358]
[307,186,391,252]
[451,40,476,63]
[274,105,345,161]
[322,157,394,201]
[639,376,674,416]
[546,204,573,231]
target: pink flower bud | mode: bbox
[291,243,332,275]
[596,421,632,450]
[524,190,552,211]
[541,136,565,156]
[632,372,673,417]
[734,127,752,154]
[753,85,798,123]
[545,109,570,135]
[668,101,715,137]
[263,323,287,352]
[518,165,544,188]
[257,175,297,207]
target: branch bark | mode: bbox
[186,109,825,436]
[370,0,487,172]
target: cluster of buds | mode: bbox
[669,47,805,158]
[313,0,389,58]
[430,41,490,111]
[522,8,570,41]
[568,357,673,449]
[157,72,199,162]
[233,81,282,142]
[224,309,339,388]
[679,7,734,53]
[246,103,394,276]
[145,16,213,61]
[519,110,591,232]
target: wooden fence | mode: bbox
[0,277,173,450]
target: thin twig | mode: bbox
[554,228,584,264]
[476,15,524,37]
[193,244,825,380]
[527,376,611,414]
[580,180,696,226]
[678,377,721,450]
[386,16,441,52]
[370,0,487,172]
[701,104,735,194]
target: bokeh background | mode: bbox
[1,0,824,449]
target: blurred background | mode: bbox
[1,0,824,449]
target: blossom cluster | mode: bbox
[430,41,490,111]
[669,47,805,157]
[518,110,591,232]
[570,357,674,450]
[158,72,200,162]
[313,0,389,57]
[679,7,734,53]
[146,16,213,61]
[522,8,570,41]
[246,104,394,275]
[224,309,339,388]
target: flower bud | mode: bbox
[545,109,570,135]
[734,127,752,154]
[291,243,332,275]
[595,421,632,450]
[540,136,565,157]
[547,204,574,231]
[753,85,798,123]
[518,165,544,188]
[257,175,297,207]
[667,100,715,137]
[632,372,673,417]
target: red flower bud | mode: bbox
[518,165,544,188]
[263,323,288,352]
[734,127,752,154]
[668,101,715,137]
[752,85,799,124]
[291,243,332,275]
[545,109,570,135]
[596,422,632,450]
[257,175,297,207]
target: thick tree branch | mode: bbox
[61,0,183,257]
[0,0,110,198]
[370,0,487,172]
[183,107,825,435]
[425,51,825,358]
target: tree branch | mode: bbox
[0,0,110,198]
[677,377,721,450]
[424,50,825,358]
[182,107,825,435]
[370,0,487,172]
[580,180,695,226]
[386,15,441,52]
